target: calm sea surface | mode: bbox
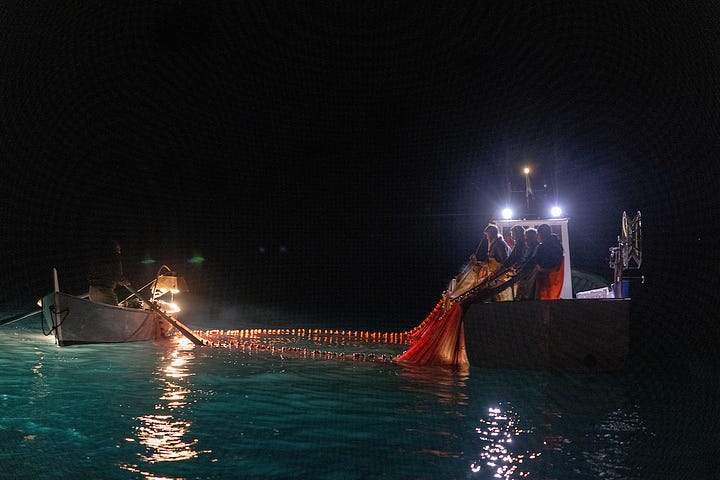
[0,305,718,480]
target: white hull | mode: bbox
[42,292,170,346]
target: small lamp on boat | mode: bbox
[152,271,188,314]
[154,273,189,294]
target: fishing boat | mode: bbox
[41,266,203,347]
[41,290,170,346]
[398,211,642,373]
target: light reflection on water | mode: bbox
[583,405,646,479]
[0,322,716,479]
[471,404,539,479]
[134,414,197,462]
[121,342,204,477]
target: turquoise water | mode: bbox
[0,308,717,480]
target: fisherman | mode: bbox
[483,223,513,301]
[483,223,510,270]
[88,239,131,305]
[514,227,539,300]
[502,224,528,269]
[501,224,528,299]
[530,224,564,299]
[523,227,539,261]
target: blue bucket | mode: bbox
[611,279,631,298]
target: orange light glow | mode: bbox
[128,341,201,467]
[156,300,180,314]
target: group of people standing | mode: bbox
[480,221,564,301]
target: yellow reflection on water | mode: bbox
[126,340,202,471]
[471,404,540,479]
[135,414,198,463]
[118,463,184,480]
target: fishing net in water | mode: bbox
[191,258,516,369]
[193,327,410,363]
[395,258,518,367]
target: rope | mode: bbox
[42,305,68,336]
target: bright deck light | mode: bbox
[501,207,513,219]
[157,300,181,314]
[523,167,530,175]
[550,206,562,217]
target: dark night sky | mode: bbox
[2,2,719,349]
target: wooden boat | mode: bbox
[41,291,171,346]
[40,268,196,347]
[398,212,641,373]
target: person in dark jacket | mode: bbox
[502,224,527,269]
[534,224,563,272]
[523,227,539,262]
[514,225,564,300]
[88,239,130,305]
[483,223,510,269]
[530,224,564,299]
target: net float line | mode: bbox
[193,328,412,345]
[401,298,445,341]
[190,297,449,349]
[188,333,398,363]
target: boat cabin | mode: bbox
[495,217,573,299]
